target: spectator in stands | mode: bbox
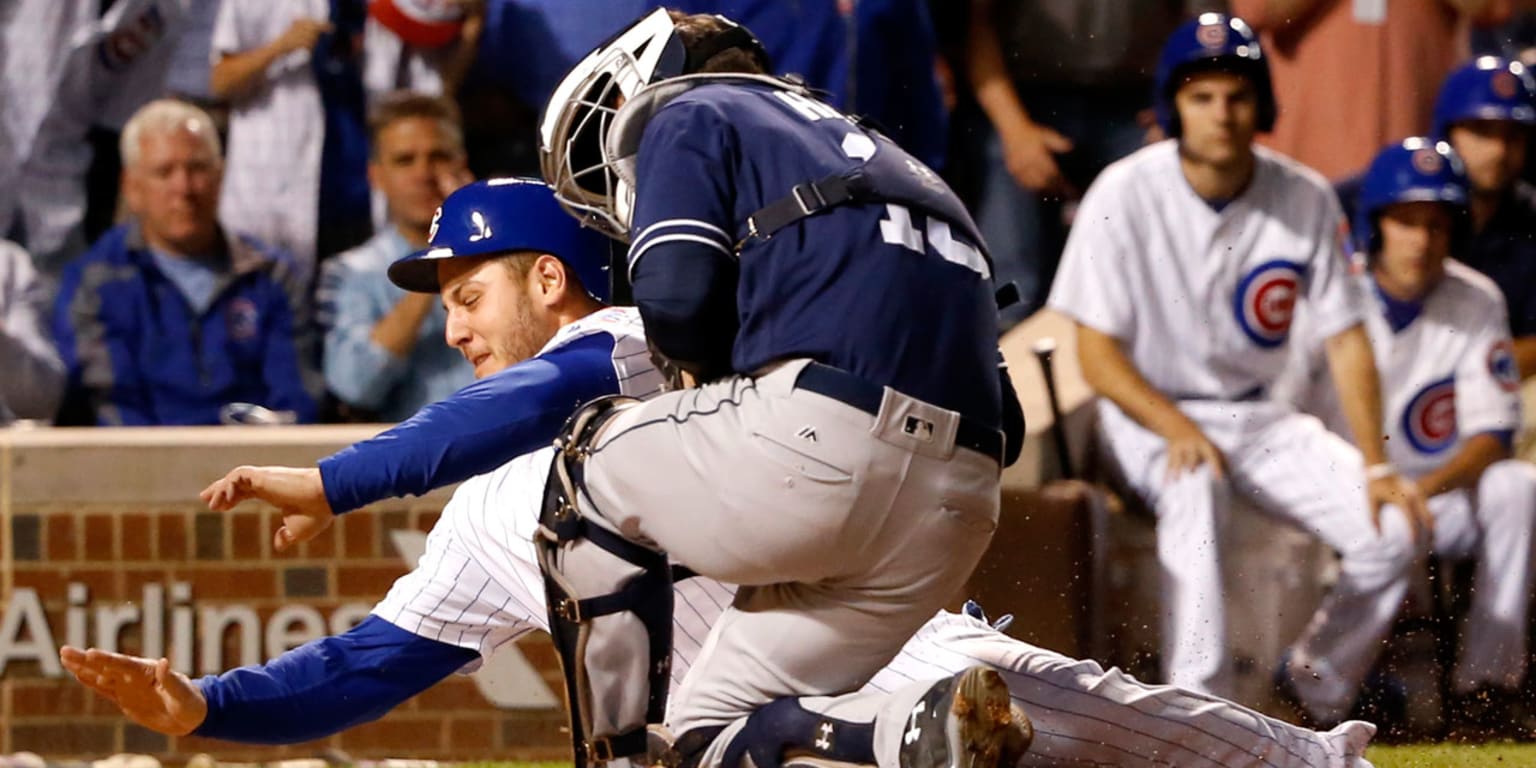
[1232,0,1509,180]
[316,92,474,422]
[965,0,1215,329]
[211,0,373,280]
[210,0,485,282]
[52,100,316,427]
[3,0,195,274]
[0,239,65,424]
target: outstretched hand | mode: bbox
[59,647,207,736]
[200,465,334,552]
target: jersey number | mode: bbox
[878,204,991,279]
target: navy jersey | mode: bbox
[627,81,1001,424]
[1463,183,1536,339]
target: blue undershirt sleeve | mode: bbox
[194,615,478,744]
[317,332,620,513]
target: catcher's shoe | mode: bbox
[896,666,1032,768]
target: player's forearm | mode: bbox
[369,293,438,359]
[1324,326,1391,467]
[631,244,738,379]
[1513,335,1536,379]
[1075,325,1194,441]
[209,44,292,101]
[195,616,473,744]
[1416,432,1511,496]
[965,0,1031,132]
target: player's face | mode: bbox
[1374,201,1452,300]
[1174,72,1258,169]
[438,254,560,378]
[370,117,467,235]
[1448,120,1528,195]
[124,127,222,255]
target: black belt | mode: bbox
[793,362,1003,463]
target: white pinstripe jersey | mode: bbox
[211,0,327,271]
[369,305,961,692]
[1280,263,1523,478]
[1048,141,1362,401]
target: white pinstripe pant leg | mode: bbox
[1095,402,1232,697]
[865,613,1372,768]
[1433,460,1536,692]
[1231,413,1415,723]
[1155,466,1232,697]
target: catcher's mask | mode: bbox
[538,8,767,241]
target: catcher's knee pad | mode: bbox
[538,395,676,767]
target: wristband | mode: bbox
[1365,462,1397,481]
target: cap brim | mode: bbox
[387,246,458,293]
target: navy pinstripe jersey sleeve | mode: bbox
[318,332,620,513]
[195,615,476,744]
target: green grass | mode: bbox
[464,747,1536,768]
[1366,742,1536,767]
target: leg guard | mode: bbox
[538,396,677,767]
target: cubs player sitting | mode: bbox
[64,179,1378,768]
[1434,57,1536,384]
[1279,138,1536,740]
[537,9,1025,768]
[1047,14,1428,727]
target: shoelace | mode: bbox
[962,599,1014,633]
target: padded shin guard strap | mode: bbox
[538,396,674,767]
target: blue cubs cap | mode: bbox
[388,177,614,302]
[1431,56,1536,140]
[1353,137,1469,255]
[1154,13,1276,138]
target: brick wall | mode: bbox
[0,426,572,763]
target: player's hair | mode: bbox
[367,90,464,159]
[666,10,769,75]
[495,251,590,299]
[119,99,222,170]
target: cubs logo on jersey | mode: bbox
[1234,260,1303,347]
[1489,339,1521,393]
[1402,377,1457,454]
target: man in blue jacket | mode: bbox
[53,99,316,426]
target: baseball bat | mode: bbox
[1032,337,1074,480]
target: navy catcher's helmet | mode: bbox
[389,177,614,302]
[1154,13,1276,138]
[1353,138,1470,256]
[1430,56,1536,140]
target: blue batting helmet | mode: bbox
[388,177,614,302]
[1353,138,1470,256]
[1430,56,1536,139]
[1154,13,1276,138]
